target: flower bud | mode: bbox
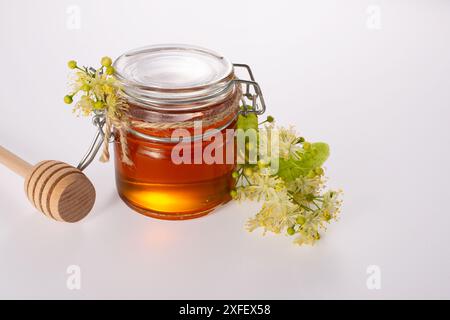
[64,95,73,104]
[296,216,306,225]
[67,60,77,69]
[101,56,112,67]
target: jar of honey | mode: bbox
[112,44,265,220]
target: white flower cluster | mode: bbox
[234,123,342,245]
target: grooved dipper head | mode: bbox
[24,160,95,222]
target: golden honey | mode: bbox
[114,99,238,220]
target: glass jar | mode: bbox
[112,44,265,220]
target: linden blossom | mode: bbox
[170,120,280,172]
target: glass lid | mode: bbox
[113,45,236,108]
[114,44,233,90]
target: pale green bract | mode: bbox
[278,142,329,181]
[234,113,342,246]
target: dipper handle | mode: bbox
[0,145,33,178]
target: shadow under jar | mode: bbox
[113,44,264,220]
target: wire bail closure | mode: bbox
[77,63,266,171]
[233,64,266,116]
[76,110,112,171]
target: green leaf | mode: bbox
[299,142,329,170]
[278,142,330,182]
[237,113,258,132]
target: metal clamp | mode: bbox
[233,63,266,116]
[77,111,112,171]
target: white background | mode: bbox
[1,0,449,299]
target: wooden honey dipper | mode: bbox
[0,145,95,222]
